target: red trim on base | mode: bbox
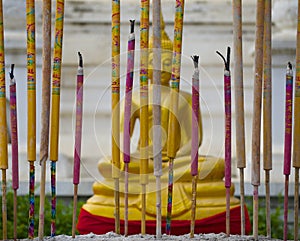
[77,205,251,235]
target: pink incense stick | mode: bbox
[190,55,199,238]
[283,62,293,241]
[123,20,135,236]
[9,64,19,240]
[73,52,84,186]
[72,52,84,238]
[217,47,231,236]
[9,64,19,191]
[191,56,199,177]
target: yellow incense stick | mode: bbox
[140,0,149,235]
[111,0,121,234]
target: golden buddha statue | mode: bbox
[77,18,250,235]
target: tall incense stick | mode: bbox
[49,0,65,236]
[26,0,37,238]
[190,55,199,238]
[72,52,84,238]
[38,0,52,239]
[111,0,121,234]
[293,2,300,241]
[166,0,185,234]
[139,0,149,235]
[0,2,8,240]
[217,47,232,236]
[263,0,272,238]
[232,0,246,235]
[251,1,265,240]
[9,64,19,241]
[123,20,136,236]
[283,63,293,241]
[152,0,162,237]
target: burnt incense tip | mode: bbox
[287,62,292,70]
[9,64,15,80]
[216,47,231,71]
[130,19,135,33]
[191,55,199,68]
[78,52,83,67]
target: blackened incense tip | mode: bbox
[78,52,83,67]
[130,19,135,34]
[288,62,292,70]
[216,47,231,71]
[191,55,199,69]
[9,64,15,80]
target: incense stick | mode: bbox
[111,0,121,233]
[39,0,52,238]
[251,1,265,240]
[166,0,185,234]
[262,0,272,238]
[49,0,65,236]
[72,52,84,238]
[217,47,232,237]
[293,2,300,241]
[283,63,293,241]
[0,4,8,232]
[10,65,19,241]
[26,0,37,237]
[123,20,136,236]
[190,55,199,238]
[152,0,162,237]
[232,0,246,235]
[139,0,149,235]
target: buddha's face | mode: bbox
[148,50,172,86]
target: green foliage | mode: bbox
[0,188,85,239]
[245,195,294,240]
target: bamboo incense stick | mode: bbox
[217,47,232,237]
[111,0,121,234]
[9,65,19,241]
[262,0,272,238]
[283,62,293,241]
[139,0,149,235]
[293,2,300,241]
[251,1,265,240]
[0,3,7,238]
[190,55,199,238]
[166,0,185,234]
[152,0,162,237]
[72,52,84,238]
[38,0,52,239]
[26,0,37,238]
[123,20,136,236]
[49,0,65,236]
[232,0,246,235]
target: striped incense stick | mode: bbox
[166,0,185,234]
[26,0,37,238]
[49,0,65,236]
[139,0,149,235]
